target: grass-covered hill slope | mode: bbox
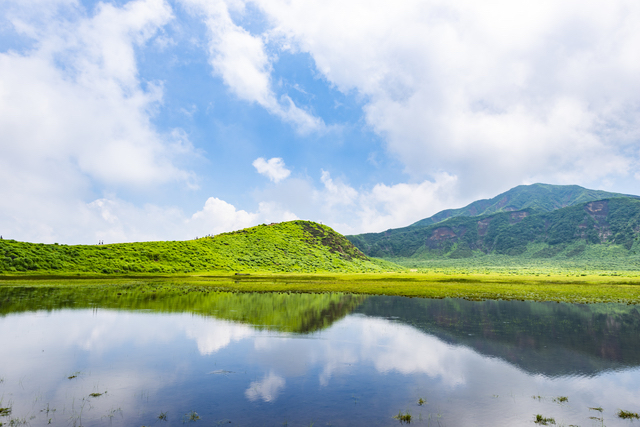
[0,220,396,274]
[399,183,637,232]
[348,197,640,264]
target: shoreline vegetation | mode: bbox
[2,270,640,304]
[2,217,640,304]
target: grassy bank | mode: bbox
[3,271,640,304]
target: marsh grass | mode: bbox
[7,417,27,426]
[102,407,122,423]
[552,396,568,403]
[39,403,55,419]
[0,407,11,417]
[618,410,640,419]
[418,398,426,406]
[183,411,200,423]
[4,271,640,304]
[67,371,81,380]
[158,411,168,421]
[393,411,412,423]
[534,414,556,425]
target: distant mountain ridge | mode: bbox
[410,183,638,228]
[347,184,640,260]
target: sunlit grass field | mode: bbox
[3,269,640,304]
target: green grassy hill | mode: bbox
[348,197,640,269]
[0,220,396,274]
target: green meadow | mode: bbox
[3,270,640,304]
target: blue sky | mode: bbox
[1,0,639,244]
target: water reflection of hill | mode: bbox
[356,296,640,377]
[0,284,363,333]
[4,284,640,376]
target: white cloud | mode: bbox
[0,0,211,243]
[318,171,462,233]
[245,371,286,402]
[0,0,189,185]
[190,197,259,234]
[248,0,640,194]
[254,170,462,234]
[356,173,460,232]
[186,320,255,355]
[0,6,196,183]
[78,195,298,244]
[82,172,462,241]
[180,0,324,134]
[252,157,291,183]
[318,170,358,208]
[0,188,299,244]
[188,197,298,237]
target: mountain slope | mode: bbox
[0,220,395,274]
[348,198,640,260]
[409,183,637,229]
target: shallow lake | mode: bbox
[1,284,640,426]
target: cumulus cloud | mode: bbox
[0,0,213,243]
[318,170,358,208]
[255,170,462,234]
[248,0,640,194]
[315,171,462,233]
[0,0,196,187]
[252,157,291,182]
[79,195,298,244]
[67,166,456,244]
[179,0,324,134]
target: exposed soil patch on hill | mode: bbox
[300,221,367,261]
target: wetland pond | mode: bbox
[1,284,640,426]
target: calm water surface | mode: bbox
[1,285,640,426]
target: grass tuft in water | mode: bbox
[183,411,200,423]
[534,414,556,425]
[393,411,412,423]
[418,398,426,406]
[618,410,640,419]
[89,392,104,398]
[0,407,11,417]
[158,411,168,421]
[67,372,81,380]
[552,396,568,403]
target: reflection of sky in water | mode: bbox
[1,309,639,426]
